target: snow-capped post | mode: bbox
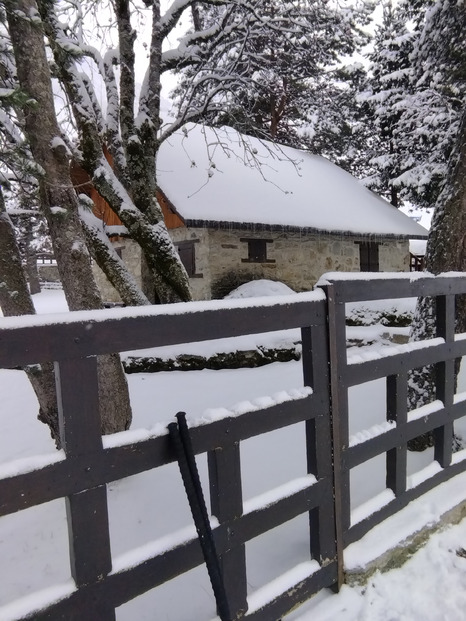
[169,412,232,621]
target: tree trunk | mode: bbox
[38,0,192,305]
[408,108,466,450]
[0,187,60,443]
[6,0,132,437]
[24,219,41,295]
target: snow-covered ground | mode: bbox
[0,289,465,620]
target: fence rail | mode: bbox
[1,274,466,620]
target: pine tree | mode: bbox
[407,0,466,449]
[395,0,466,207]
[358,0,415,206]
[175,0,372,149]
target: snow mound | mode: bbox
[224,279,296,299]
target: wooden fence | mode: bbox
[0,274,466,620]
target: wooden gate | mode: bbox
[0,290,337,620]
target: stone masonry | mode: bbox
[92,228,410,303]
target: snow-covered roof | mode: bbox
[157,124,428,239]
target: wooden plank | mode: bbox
[244,563,338,621]
[346,461,466,546]
[322,283,347,589]
[386,374,407,496]
[55,358,103,456]
[326,275,466,304]
[208,444,248,618]
[302,326,336,564]
[434,358,455,467]
[0,395,318,518]
[434,295,455,467]
[436,294,456,341]
[0,297,327,367]
[344,339,466,387]
[55,357,112,588]
[66,485,112,586]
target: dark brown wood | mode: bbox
[55,357,103,455]
[66,485,112,586]
[208,444,248,618]
[344,339,466,386]
[386,374,407,496]
[346,459,466,546]
[0,296,326,367]
[4,275,466,621]
[323,283,347,590]
[302,326,336,567]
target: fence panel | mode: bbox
[0,292,337,620]
[320,274,466,549]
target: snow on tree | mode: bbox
[406,0,466,449]
[393,0,466,207]
[2,0,132,443]
[357,0,415,206]
[174,0,373,150]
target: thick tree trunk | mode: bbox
[408,109,466,450]
[0,188,60,443]
[24,220,41,295]
[6,0,132,437]
[79,201,151,306]
[38,0,192,305]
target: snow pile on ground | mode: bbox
[290,517,466,621]
[346,297,416,327]
[224,279,296,299]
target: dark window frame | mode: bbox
[175,240,203,278]
[357,241,380,272]
[240,238,275,264]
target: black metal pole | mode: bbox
[168,412,232,621]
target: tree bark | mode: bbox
[0,187,60,443]
[408,108,466,449]
[23,218,41,294]
[38,0,192,305]
[6,0,132,437]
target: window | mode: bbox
[358,242,379,272]
[176,240,198,277]
[241,238,275,264]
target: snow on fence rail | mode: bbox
[1,274,466,620]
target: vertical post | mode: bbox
[320,284,349,589]
[302,324,336,567]
[386,374,407,496]
[434,295,455,467]
[55,356,114,620]
[208,443,247,619]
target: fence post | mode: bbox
[55,356,115,620]
[320,282,349,589]
[208,443,248,619]
[301,324,337,573]
[434,294,455,466]
[386,373,408,496]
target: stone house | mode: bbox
[89,124,428,302]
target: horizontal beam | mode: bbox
[0,394,324,517]
[0,297,326,367]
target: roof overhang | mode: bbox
[184,219,428,240]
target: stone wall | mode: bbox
[203,229,410,297]
[169,228,212,301]
[91,228,411,303]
